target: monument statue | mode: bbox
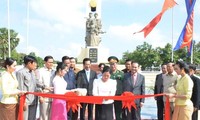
[85,12,105,47]
[77,0,109,64]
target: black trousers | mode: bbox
[67,108,78,120]
[192,109,198,120]
[123,106,141,120]
[80,103,93,120]
[95,103,113,120]
[114,100,122,120]
[156,99,164,120]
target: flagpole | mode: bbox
[191,40,194,64]
[26,0,30,55]
[171,8,174,62]
[7,0,11,57]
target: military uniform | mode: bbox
[110,70,124,95]
[108,56,124,120]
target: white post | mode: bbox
[26,0,30,55]
[7,0,11,57]
[171,8,174,62]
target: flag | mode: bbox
[133,0,177,38]
[173,0,196,56]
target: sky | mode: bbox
[0,0,200,61]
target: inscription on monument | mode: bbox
[89,48,98,63]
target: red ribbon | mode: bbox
[121,92,137,111]
[65,92,82,112]
[18,92,170,120]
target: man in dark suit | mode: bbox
[154,64,167,120]
[123,61,145,120]
[76,58,97,120]
[189,64,200,120]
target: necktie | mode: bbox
[132,75,136,85]
[86,71,90,82]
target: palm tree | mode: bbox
[0,28,20,59]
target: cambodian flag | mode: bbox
[173,0,196,56]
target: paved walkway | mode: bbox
[141,89,157,119]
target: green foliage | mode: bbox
[0,28,20,59]
[11,49,26,65]
[122,41,200,70]
[123,42,160,70]
[157,43,172,63]
[0,28,44,66]
[193,41,200,64]
[28,52,44,68]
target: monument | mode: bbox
[85,12,103,47]
[77,0,109,64]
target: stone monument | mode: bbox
[85,12,105,47]
[77,0,109,64]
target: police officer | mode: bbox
[108,56,124,120]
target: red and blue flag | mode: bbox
[173,0,196,56]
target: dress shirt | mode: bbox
[163,71,178,102]
[93,78,117,104]
[97,73,102,79]
[39,67,55,91]
[0,71,19,104]
[64,68,76,90]
[39,67,55,102]
[132,73,137,85]
[85,69,90,82]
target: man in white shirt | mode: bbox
[163,62,178,120]
[39,56,55,120]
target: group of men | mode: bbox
[154,62,200,120]
[15,55,146,120]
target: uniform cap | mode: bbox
[108,56,119,63]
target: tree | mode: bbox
[0,28,20,59]
[122,42,160,70]
[28,52,44,67]
[122,41,200,71]
[11,49,26,65]
[157,43,172,64]
[173,48,189,62]
[192,41,200,64]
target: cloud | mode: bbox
[38,42,83,61]
[195,1,200,15]
[27,46,40,56]
[194,32,200,42]
[17,33,25,43]
[104,0,158,4]
[16,40,83,61]
[108,23,167,48]
[27,18,71,33]
[30,0,86,29]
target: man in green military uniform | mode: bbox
[108,56,124,120]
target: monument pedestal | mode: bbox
[77,46,109,64]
